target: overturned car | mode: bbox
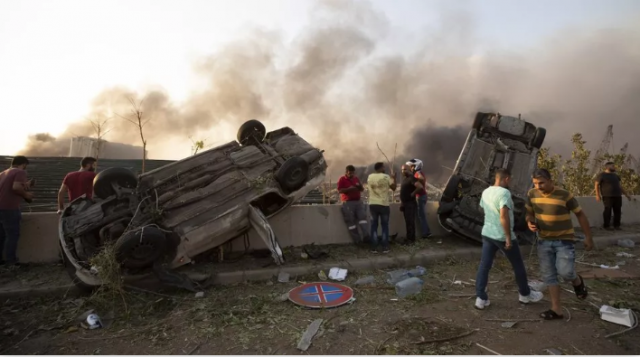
[437,112,546,245]
[59,120,327,289]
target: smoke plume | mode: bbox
[17,1,640,184]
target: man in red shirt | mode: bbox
[0,156,34,266]
[337,165,369,245]
[57,157,97,214]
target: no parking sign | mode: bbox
[288,282,354,309]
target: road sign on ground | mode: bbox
[288,282,354,309]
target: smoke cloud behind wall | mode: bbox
[17,1,640,184]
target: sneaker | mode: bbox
[382,248,390,254]
[475,297,490,310]
[371,249,379,254]
[422,233,433,239]
[519,290,544,304]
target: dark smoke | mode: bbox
[17,1,640,183]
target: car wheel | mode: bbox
[237,119,267,145]
[114,226,168,270]
[530,127,546,149]
[275,157,309,192]
[441,176,461,202]
[93,167,138,199]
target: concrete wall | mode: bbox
[15,196,640,264]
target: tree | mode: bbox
[118,97,150,173]
[537,147,563,184]
[188,136,208,156]
[561,133,593,196]
[87,114,111,168]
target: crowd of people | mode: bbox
[0,154,634,318]
[335,159,632,318]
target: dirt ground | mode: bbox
[2,228,640,355]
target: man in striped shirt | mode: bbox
[525,168,594,321]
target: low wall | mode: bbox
[15,196,640,264]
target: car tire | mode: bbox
[530,127,546,149]
[114,226,168,270]
[441,176,461,202]
[472,112,484,130]
[237,119,267,145]
[275,157,309,192]
[93,167,138,199]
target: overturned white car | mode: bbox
[59,120,327,290]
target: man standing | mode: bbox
[399,164,424,245]
[337,165,369,245]
[0,156,34,266]
[474,168,543,310]
[594,162,632,230]
[57,157,97,214]
[367,162,397,254]
[406,159,432,238]
[526,168,594,320]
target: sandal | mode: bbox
[540,309,564,320]
[573,275,588,300]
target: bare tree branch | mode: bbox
[117,96,150,173]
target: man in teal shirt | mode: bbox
[474,168,543,310]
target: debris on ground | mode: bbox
[82,314,103,330]
[395,277,424,298]
[618,239,635,248]
[328,267,347,281]
[318,270,328,280]
[194,292,205,298]
[501,321,518,328]
[599,305,636,327]
[296,319,323,351]
[616,252,635,258]
[277,271,290,283]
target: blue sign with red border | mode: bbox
[288,282,354,308]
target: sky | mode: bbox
[1,0,639,158]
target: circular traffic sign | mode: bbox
[288,282,354,309]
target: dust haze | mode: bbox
[17,0,640,183]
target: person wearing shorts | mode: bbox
[526,169,594,320]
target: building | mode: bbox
[68,136,146,160]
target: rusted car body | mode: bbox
[437,112,546,244]
[59,120,327,289]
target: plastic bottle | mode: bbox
[395,277,424,298]
[408,266,427,277]
[386,269,410,285]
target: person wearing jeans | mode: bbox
[474,168,543,310]
[0,156,33,266]
[526,168,594,320]
[367,162,397,253]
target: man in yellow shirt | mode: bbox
[367,162,397,253]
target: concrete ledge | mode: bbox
[2,232,638,299]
